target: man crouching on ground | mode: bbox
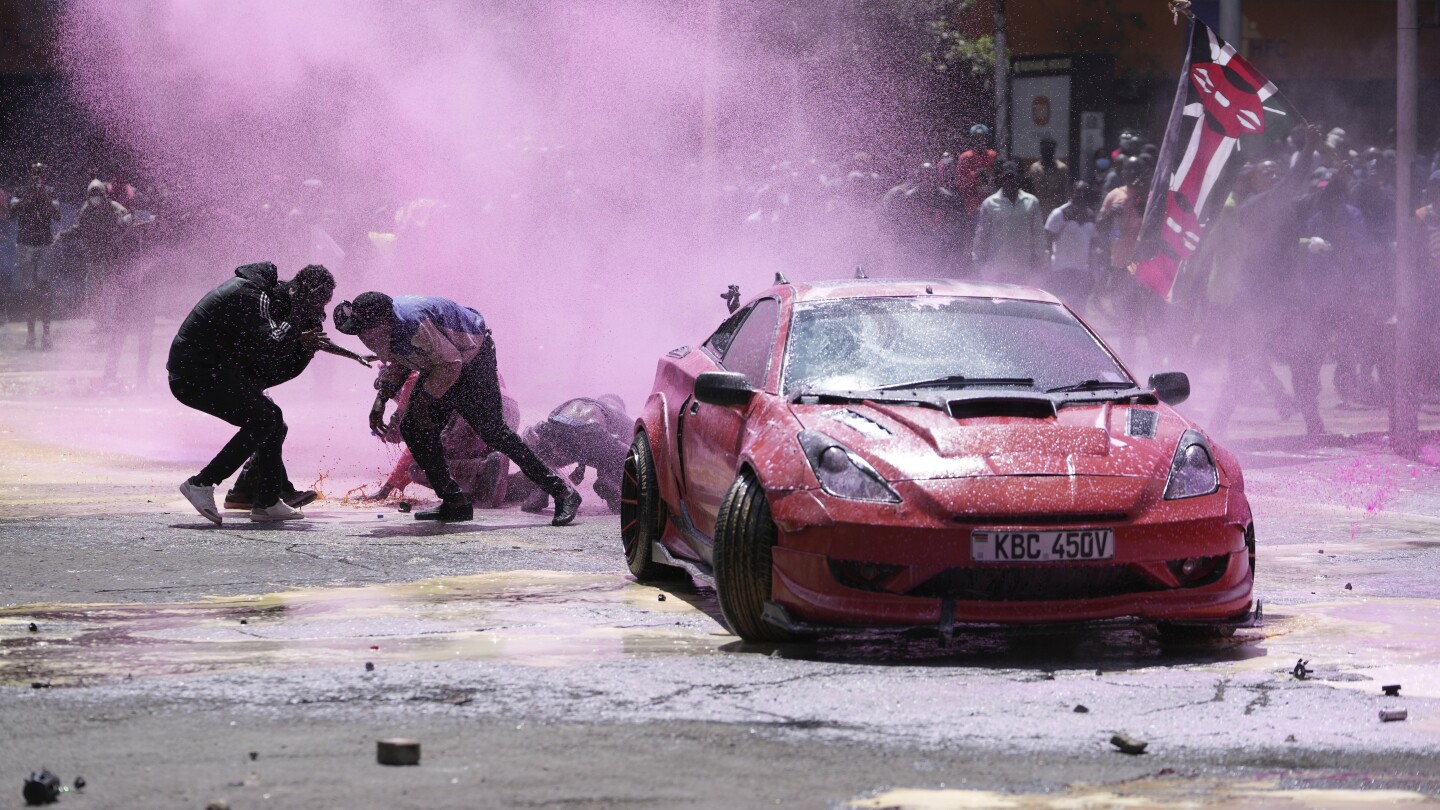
[335,291,581,525]
[169,262,335,524]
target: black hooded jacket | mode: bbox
[168,262,309,382]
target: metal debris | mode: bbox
[377,738,421,766]
[1109,733,1147,755]
[30,682,49,689]
[1380,709,1408,722]
[22,770,61,806]
[1074,705,1089,713]
[1383,684,1402,697]
[1292,658,1312,680]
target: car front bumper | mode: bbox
[764,481,1254,630]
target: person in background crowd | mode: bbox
[971,160,1045,284]
[338,292,580,524]
[1096,157,1152,356]
[954,124,998,251]
[1044,181,1097,312]
[1027,137,1071,220]
[1301,167,1383,410]
[1417,171,1440,400]
[64,178,131,335]
[9,162,60,349]
[1102,130,1142,196]
[169,262,334,524]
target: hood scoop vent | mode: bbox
[948,395,1057,421]
[831,408,893,438]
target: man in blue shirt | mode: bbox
[337,291,580,525]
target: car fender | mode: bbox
[735,396,812,492]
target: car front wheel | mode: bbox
[713,470,794,642]
[620,431,682,581]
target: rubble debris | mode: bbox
[365,662,375,672]
[1380,709,1408,722]
[27,623,37,632]
[239,619,248,625]
[205,801,231,810]
[1383,684,1402,697]
[248,751,258,761]
[1344,583,1353,590]
[72,777,85,791]
[1285,735,1297,743]
[377,738,421,766]
[22,770,61,805]
[1074,705,1090,713]
[657,594,667,602]
[1109,733,1147,755]
[398,501,412,513]
[30,682,49,689]
[1292,659,1312,680]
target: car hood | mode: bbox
[789,399,1181,480]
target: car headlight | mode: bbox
[1164,429,1219,500]
[797,429,901,503]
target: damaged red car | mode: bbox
[620,278,1256,642]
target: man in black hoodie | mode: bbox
[169,262,335,524]
[9,162,61,349]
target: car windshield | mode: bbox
[783,296,1131,395]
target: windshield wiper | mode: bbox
[877,375,1035,391]
[1045,379,1138,394]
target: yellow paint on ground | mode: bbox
[0,570,722,686]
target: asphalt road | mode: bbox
[4,336,1440,808]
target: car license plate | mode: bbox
[971,529,1115,563]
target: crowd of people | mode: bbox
[3,119,1439,442]
[722,122,1440,437]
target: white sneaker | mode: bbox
[179,479,222,526]
[250,500,304,522]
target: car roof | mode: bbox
[765,278,1063,305]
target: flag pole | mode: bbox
[1394,0,1421,455]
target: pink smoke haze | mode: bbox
[52,1,900,484]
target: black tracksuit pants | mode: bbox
[170,370,288,506]
[401,338,566,503]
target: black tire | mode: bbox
[713,470,795,642]
[620,431,681,581]
[1156,622,1237,641]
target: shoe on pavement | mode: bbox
[415,500,474,522]
[179,479,222,526]
[226,488,318,511]
[552,488,582,527]
[250,500,304,522]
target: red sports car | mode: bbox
[621,277,1256,642]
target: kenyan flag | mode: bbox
[1132,18,1303,300]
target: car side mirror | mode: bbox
[694,371,754,407]
[1148,371,1190,406]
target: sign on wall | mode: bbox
[1010,74,1072,161]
